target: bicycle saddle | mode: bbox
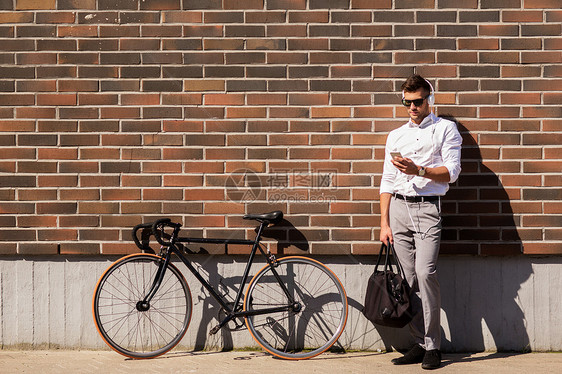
[243,211,283,224]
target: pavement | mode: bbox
[1,350,561,374]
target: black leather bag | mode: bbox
[362,241,413,328]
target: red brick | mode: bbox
[545,202,562,214]
[37,202,76,214]
[501,93,540,105]
[38,229,77,241]
[226,107,267,119]
[0,12,34,23]
[58,25,97,37]
[59,214,100,227]
[289,93,329,106]
[101,215,144,228]
[74,94,113,106]
[78,203,118,215]
[502,146,541,159]
[206,148,244,160]
[16,0,56,10]
[524,0,562,9]
[162,148,203,160]
[60,188,100,201]
[290,148,330,159]
[523,243,562,255]
[332,147,371,160]
[38,175,77,187]
[269,107,309,118]
[545,148,562,159]
[183,189,225,201]
[163,175,203,187]
[458,38,499,50]
[521,51,562,64]
[36,93,77,106]
[480,106,520,118]
[18,243,57,255]
[60,243,100,255]
[523,106,562,118]
[122,202,162,214]
[204,202,245,214]
[16,107,56,119]
[311,107,351,118]
[101,189,141,201]
[543,120,562,131]
[523,161,561,173]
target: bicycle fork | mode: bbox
[136,249,171,312]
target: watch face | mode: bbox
[419,167,425,176]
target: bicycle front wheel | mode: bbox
[92,253,192,359]
[244,256,348,360]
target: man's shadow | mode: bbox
[438,116,532,353]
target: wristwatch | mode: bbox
[418,166,426,176]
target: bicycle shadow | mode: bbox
[258,218,310,254]
[181,220,310,352]
[437,116,532,353]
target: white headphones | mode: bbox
[425,79,435,106]
[402,78,435,106]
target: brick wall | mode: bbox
[0,0,560,256]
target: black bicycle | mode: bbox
[92,211,348,360]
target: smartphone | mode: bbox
[390,151,402,160]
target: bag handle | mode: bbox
[374,241,406,277]
[374,241,387,272]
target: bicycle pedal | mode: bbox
[209,325,221,335]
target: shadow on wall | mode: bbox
[184,219,310,352]
[439,116,532,352]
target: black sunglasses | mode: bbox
[401,96,428,107]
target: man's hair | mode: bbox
[401,74,431,95]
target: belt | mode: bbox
[393,193,440,203]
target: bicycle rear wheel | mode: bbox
[244,256,348,360]
[93,253,192,359]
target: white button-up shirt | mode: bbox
[380,113,462,197]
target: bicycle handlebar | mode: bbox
[132,219,182,250]
[152,218,182,246]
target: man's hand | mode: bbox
[379,224,393,244]
[391,156,419,175]
[391,157,451,182]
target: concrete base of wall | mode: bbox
[1,255,560,352]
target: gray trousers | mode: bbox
[389,196,442,351]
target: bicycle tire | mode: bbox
[244,256,348,360]
[92,253,192,359]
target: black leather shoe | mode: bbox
[391,344,426,365]
[421,349,441,370]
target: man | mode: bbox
[379,75,462,370]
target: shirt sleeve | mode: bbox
[441,121,463,184]
[380,133,397,194]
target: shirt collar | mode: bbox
[407,112,436,129]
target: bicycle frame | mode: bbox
[141,220,297,334]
